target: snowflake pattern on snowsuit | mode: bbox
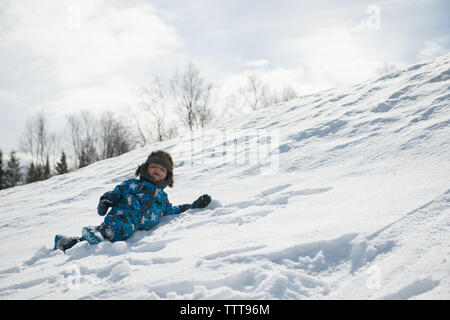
[98,179,180,242]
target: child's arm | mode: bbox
[162,201,183,216]
[162,194,212,216]
[97,179,137,215]
[100,180,131,203]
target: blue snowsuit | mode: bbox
[97,178,181,242]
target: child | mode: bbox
[54,150,211,251]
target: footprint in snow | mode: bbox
[282,187,333,197]
[130,237,180,253]
[258,184,292,197]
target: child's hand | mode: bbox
[191,194,212,209]
[97,199,113,216]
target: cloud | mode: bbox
[419,38,448,60]
[2,1,183,78]
[240,59,270,68]
[278,27,383,90]
[1,1,183,91]
[0,0,184,150]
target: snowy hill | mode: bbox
[0,53,449,300]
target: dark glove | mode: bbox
[191,194,212,209]
[97,199,113,216]
[97,191,118,216]
[178,204,192,213]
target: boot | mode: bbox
[81,226,105,245]
[54,235,81,251]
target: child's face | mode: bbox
[146,163,168,182]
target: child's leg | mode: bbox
[54,234,84,251]
[70,208,139,247]
[95,208,139,242]
[81,226,105,244]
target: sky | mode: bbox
[0,0,449,155]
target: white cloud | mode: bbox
[240,59,270,68]
[279,27,383,90]
[2,0,183,85]
[419,38,448,60]
[0,0,184,150]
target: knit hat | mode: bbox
[135,150,174,188]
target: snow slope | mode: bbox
[0,53,449,300]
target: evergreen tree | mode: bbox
[26,162,37,184]
[26,162,47,183]
[35,164,43,181]
[4,151,22,188]
[0,150,5,189]
[55,151,69,174]
[43,156,51,179]
[78,148,89,168]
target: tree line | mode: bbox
[0,61,298,190]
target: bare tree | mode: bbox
[99,110,116,159]
[20,111,57,177]
[98,110,134,159]
[375,61,398,77]
[20,111,44,167]
[137,76,177,143]
[197,83,215,128]
[65,114,81,168]
[239,73,271,110]
[65,111,99,168]
[125,104,147,148]
[171,61,215,131]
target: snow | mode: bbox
[0,53,449,300]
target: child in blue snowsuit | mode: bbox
[54,150,211,251]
